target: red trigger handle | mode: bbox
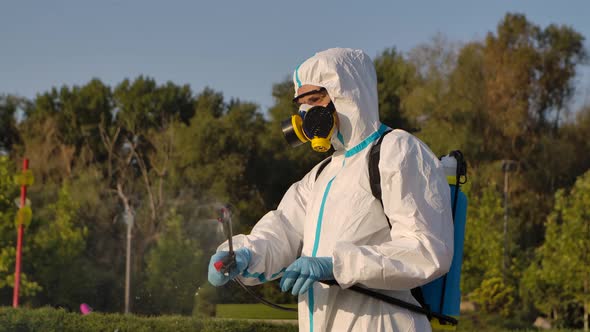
[214,260,224,272]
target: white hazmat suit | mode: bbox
[218,48,454,332]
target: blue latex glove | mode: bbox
[208,247,251,287]
[280,257,334,295]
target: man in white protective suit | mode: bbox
[208,48,454,332]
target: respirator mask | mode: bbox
[281,101,337,152]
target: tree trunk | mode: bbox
[584,276,588,332]
[584,300,588,332]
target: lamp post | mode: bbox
[123,208,135,314]
[501,160,517,277]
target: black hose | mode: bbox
[233,279,298,312]
[319,280,458,325]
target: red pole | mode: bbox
[13,158,28,308]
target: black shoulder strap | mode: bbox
[369,130,392,229]
[314,157,332,182]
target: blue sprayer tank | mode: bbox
[421,153,468,330]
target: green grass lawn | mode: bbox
[216,303,298,320]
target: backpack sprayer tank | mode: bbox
[421,152,468,330]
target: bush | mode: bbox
[194,283,217,317]
[469,277,515,317]
[0,306,297,332]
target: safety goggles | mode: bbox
[292,87,328,107]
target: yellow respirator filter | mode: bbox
[281,104,336,153]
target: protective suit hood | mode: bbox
[293,48,380,151]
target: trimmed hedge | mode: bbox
[216,304,298,320]
[0,307,298,332]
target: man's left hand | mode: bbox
[280,256,334,295]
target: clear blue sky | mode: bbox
[1,1,589,112]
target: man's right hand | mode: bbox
[207,247,251,286]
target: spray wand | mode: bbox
[213,205,297,312]
[213,207,236,276]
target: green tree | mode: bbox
[373,48,417,131]
[437,42,488,162]
[113,76,193,133]
[481,13,586,163]
[144,210,203,315]
[28,79,113,168]
[18,114,77,183]
[403,34,460,156]
[461,182,505,293]
[30,183,88,309]
[94,77,198,313]
[67,166,123,312]
[175,92,268,229]
[0,95,27,154]
[559,106,590,186]
[523,171,590,329]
